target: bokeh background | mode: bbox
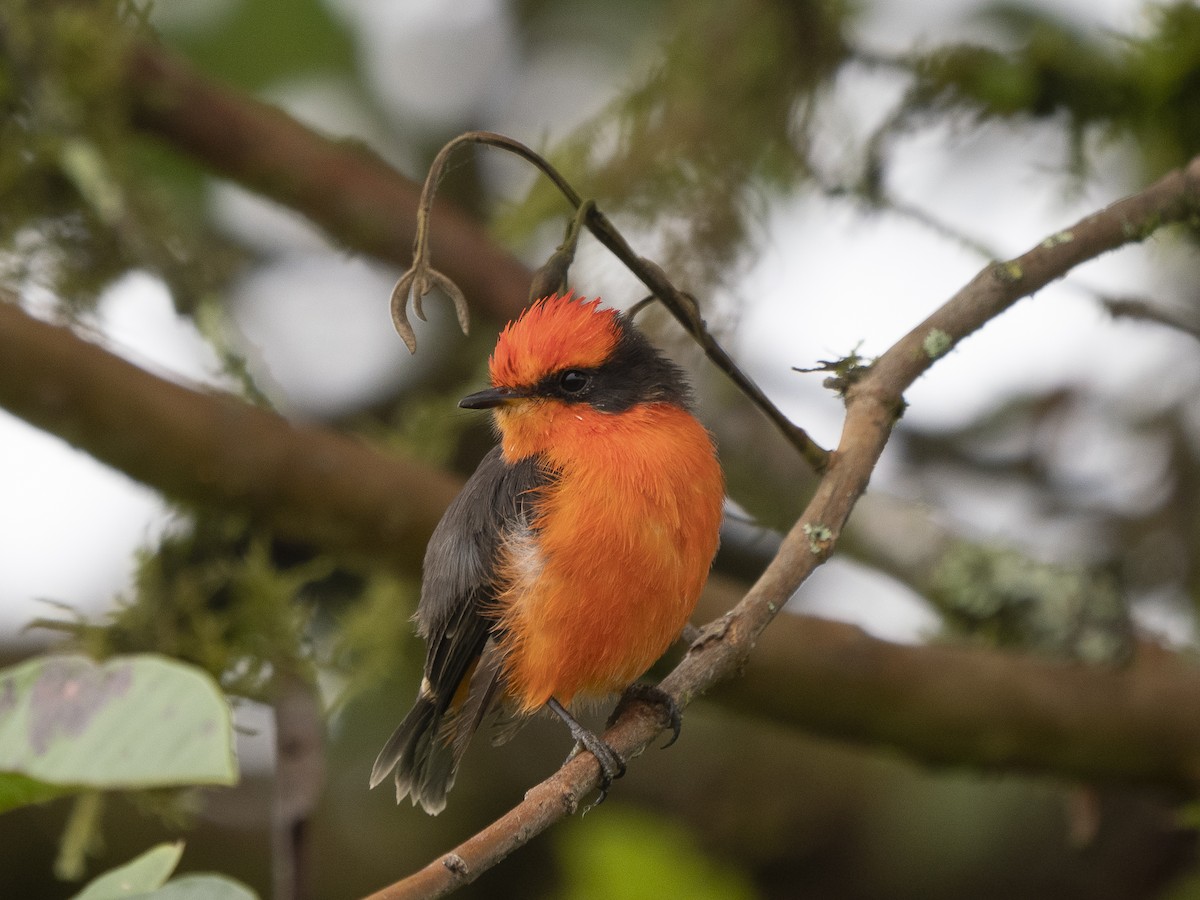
[5,0,1200,897]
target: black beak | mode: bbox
[458,386,528,409]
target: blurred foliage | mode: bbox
[0,654,237,807]
[929,541,1134,662]
[500,0,1200,292]
[358,376,491,470]
[898,2,1200,181]
[896,382,1200,625]
[70,839,183,899]
[553,805,758,900]
[6,0,1200,898]
[69,841,259,900]
[0,0,239,314]
[152,0,355,91]
[498,0,850,288]
[39,515,324,700]
[325,571,420,713]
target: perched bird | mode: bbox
[370,293,724,814]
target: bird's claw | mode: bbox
[608,682,683,749]
[564,731,626,814]
[549,697,626,813]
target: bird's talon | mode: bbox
[580,746,623,815]
[548,697,626,811]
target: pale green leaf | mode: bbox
[70,842,183,900]
[135,874,260,900]
[0,654,236,803]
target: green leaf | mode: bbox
[136,874,260,900]
[0,654,236,806]
[557,807,757,900]
[66,844,261,900]
[70,842,183,900]
[0,770,73,811]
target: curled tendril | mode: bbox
[390,131,586,354]
[389,262,469,355]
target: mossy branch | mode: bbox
[0,293,458,572]
[123,43,529,327]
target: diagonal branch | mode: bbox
[364,153,1200,900]
[123,43,529,327]
[0,295,458,571]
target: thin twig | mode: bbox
[580,213,831,472]
[364,152,1200,900]
[1102,294,1200,343]
[881,192,1004,261]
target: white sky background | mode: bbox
[2,0,1191,645]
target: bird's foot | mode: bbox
[548,698,625,811]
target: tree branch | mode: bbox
[1103,294,1200,343]
[0,296,458,571]
[364,153,1200,899]
[123,42,530,326]
[714,610,1200,786]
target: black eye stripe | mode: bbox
[521,323,692,412]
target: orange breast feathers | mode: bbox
[490,399,724,714]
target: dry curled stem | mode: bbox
[389,263,468,355]
[388,135,500,353]
[527,199,595,303]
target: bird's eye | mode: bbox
[559,370,590,393]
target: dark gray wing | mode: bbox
[370,445,551,813]
[417,445,547,702]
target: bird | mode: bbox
[370,292,724,814]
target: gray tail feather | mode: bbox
[372,643,511,815]
[369,697,458,816]
[452,640,505,760]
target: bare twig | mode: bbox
[364,152,1200,900]
[1103,294,1200,343]
[880,191,1004,261]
